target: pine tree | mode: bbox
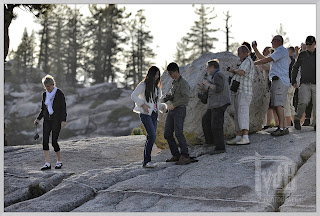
[12,28,37,83]
[49,5,68,86]
[175,4,219,63]
[64,5,85,86]
[174,37,191,66]
[27,30,39,82]
[223,11,233,52]
[36,12,53,74]
[13,28,29,82]
[84,4,128,84]
[124,9,156,88]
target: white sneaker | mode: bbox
[143,162,158,168]
[235,137,250,145]
[226,137,238,145]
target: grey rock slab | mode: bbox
[4,127,315,212]
[5,181,96,212]
[279,153,316,212]
[75,127,316,212]
[9,102,39,117]
[4,135,160,208]
[4,168,73,208]
[77,82,116,98]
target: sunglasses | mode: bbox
[306,43,313,45]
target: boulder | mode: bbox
[9,102,39,117]
[279,153,316,212]
[4,127,316,212]
[156,52,268,148]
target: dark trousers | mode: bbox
[43,119,61,152]
[164,106,189,158]
[202,104,229,150]
[140,111,158,165]
[293,88,299,112]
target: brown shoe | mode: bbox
[175,156,193,165]
[165,155,180,162]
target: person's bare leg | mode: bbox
[275,106,285,129]
[273,108,279,126]
[44,150,50,163]
[55,151,61,162]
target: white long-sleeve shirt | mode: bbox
[131,81,167,116]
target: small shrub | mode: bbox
[28,183,46,199]
[131,127,143,135]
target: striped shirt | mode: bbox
[231,56,255,95]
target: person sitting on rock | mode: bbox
[34,75,67,170]
[227,45,255,145]
[199,59,231,154]
[131,66,167,168]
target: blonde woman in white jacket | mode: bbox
[131,66,167,168]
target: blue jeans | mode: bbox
[164,106,189,157]
[140,111,158,165]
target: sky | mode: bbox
[8,4,316,70]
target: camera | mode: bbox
[34,133,39,140]
[162,94,174,103]
[198,91,208,104]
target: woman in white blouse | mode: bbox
[131,66,167,168]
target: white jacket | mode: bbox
[131,81,167,116]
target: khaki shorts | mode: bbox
[270,79,289,108]
[284,85,296,117]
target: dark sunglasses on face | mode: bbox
[306,43,313,45]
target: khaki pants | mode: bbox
[284,85,296,117]
[295,83,316,126]
[231,92,252,131]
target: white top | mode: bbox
[131,81,167,116]
[269,45,290,86]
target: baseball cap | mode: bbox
[305,36,316,45]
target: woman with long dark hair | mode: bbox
[131,66,167,168]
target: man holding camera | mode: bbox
[226,45,255,145]
[253,35,290,136]
[199,59,231,154]
[164,62,193,165]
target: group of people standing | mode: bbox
[131,34,316,168]
[33,35,315,170]
[254,35,316,133]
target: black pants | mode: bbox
[202,104,229,150]
[164,106,189,157]
[43,119,61,152]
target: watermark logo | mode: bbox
[237,152,297,199]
